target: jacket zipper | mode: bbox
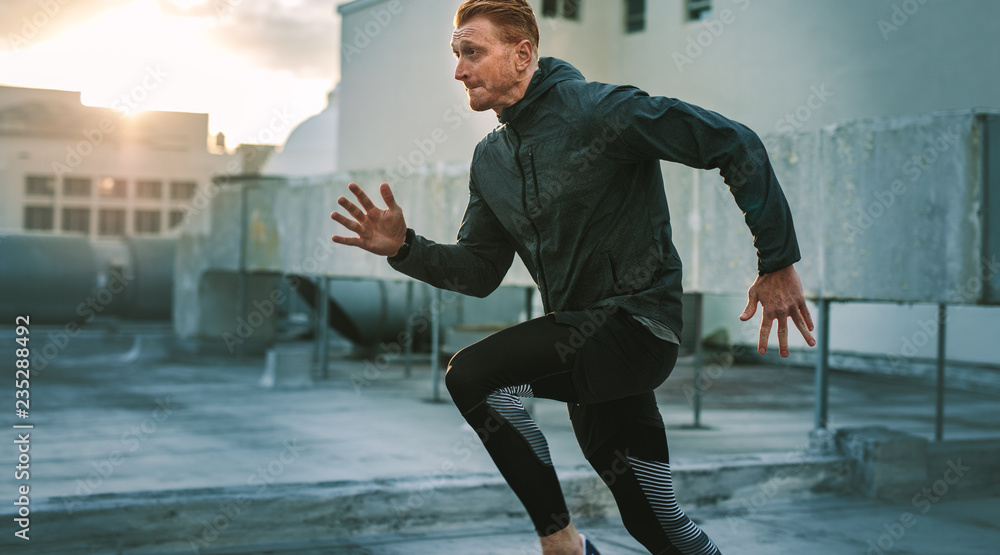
[529,149,542,213]
[511,127,550,313]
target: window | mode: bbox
[563,0,581,20]
[24,206,54,230]
[686,0,712,21]
[100,177,127,198]
[169,209,186,229]
[170,180,197,200]
[63,177,92,197]
[542,0,580,20]
[625,0,645,33]
[136,180,163,199]
[98,209,126,236]
[134,210,161,234]
[61,207,91,234]
[25,175,55,196]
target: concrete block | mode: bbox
[834,426,928,501]
[926,437,1000,499]
[259,342,314,389]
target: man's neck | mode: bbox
[494,62,540,116]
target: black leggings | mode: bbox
[445,309,721,555]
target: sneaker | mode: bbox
[579,532,602,555]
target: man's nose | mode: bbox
[454,59,469,82]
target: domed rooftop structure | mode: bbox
[263,86,339,177]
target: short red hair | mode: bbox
[455,0,540,58]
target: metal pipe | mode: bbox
[935,302,947,441]
[814,298,831,429]
[317,275,329,379]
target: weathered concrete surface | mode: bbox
[666,109,999,303]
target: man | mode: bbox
[331,1,815,553]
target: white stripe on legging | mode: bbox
[628,457,722,555]
[485,384,553,466]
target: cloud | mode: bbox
[206,0,341,80]
[1,0,340,80]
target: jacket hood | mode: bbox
[497,57,584,124]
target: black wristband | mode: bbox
[388,228,415,262]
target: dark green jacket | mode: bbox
[389,57,800,337]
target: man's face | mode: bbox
[451,16,521,113]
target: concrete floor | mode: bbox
[2,323,998,554]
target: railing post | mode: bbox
[935,302,947,441]
[430,287,442,402]
[692,292,704,428]
[814,298,831,429]
[404,280,414,379]
[316,275,329,379]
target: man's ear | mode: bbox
[514,39,534,71]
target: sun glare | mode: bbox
[0,0,332,146]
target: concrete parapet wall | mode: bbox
[665,109,999,303]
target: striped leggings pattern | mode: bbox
[628,457,722,555]
[485,384,553,466]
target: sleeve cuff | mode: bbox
[387,228,416,263]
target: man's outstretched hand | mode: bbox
[330,182,408,257]
[740,265,816,357]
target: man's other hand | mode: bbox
[330,182,408,257]
[740,265,816,357]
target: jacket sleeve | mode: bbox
[595,86,800,275]
[387,177,516,297]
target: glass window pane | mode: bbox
[98,209,126,236]
[136,180,163,199]
[170,180,197,200]
[542,0,558,17]
[61,207,90,234]
[24,206,54,230]
[169,210,186,229]
[100,177,128,198]
[63,177,92,197]
[686,0,712,21]
[134,210,161,234]
[563,0,581,20]
[25,175,55,196]
[625,0,645,33]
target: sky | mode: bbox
[0,0,343,147]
